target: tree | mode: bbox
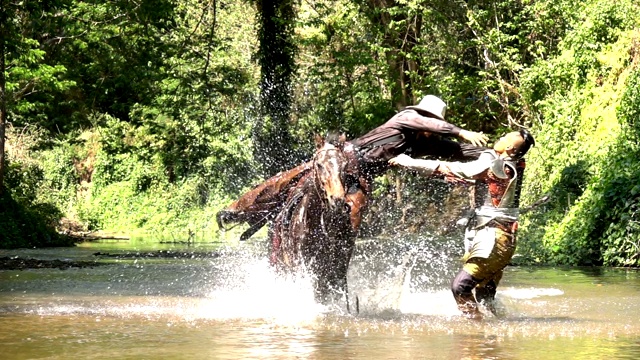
[0,23,5,194]
[0,0,14,193]
[252,0,299,175]
[0,1,77,194]
[357,0,426,109]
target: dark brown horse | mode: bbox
[269,134,358,307]
[216,161,312,241]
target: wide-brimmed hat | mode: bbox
[404,95,447,120]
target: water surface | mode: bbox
[1,237,639,359]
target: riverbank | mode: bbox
[0,249,224,271]
[0,256,104,270]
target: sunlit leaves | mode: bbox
[517,1,640,266]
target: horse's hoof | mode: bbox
[216,211,234,230]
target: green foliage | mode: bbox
[251,0,300,175]
[0,166,72,249]
[13,0,261,239]
[36,143,81,210]
[517,0,640,265]
[597,68,640,266]
[7,39,75,124]
[0,123,72,248]
[597,163,640,266]
[44,0,177,128]
[2,2,76,129]
[618,64,640,139]
[294,1,394,140]
[2,0,639,263]
[4,160,43,205]
[75,170,234,238]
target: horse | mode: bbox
[215,161,312,241]
[269,133,359,307]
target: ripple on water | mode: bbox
[2,243,640,359]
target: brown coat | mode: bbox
[351,109,478,177]
[217,109,484,240]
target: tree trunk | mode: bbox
[0,21,6,194]
[253,0,298,176]
[365,0,423,110]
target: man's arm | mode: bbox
[437,156,490,180]
[395,111,488,146]
[389,153,492,180]
[388,154,440,176]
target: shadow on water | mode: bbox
[1,235,640,359]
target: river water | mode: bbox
[1,236,640,359]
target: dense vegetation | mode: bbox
[0,0,638,266]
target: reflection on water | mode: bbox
[1,237,640,359]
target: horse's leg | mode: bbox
[240,217,269,241]
[268,213,284,268]
[313,273,331,305]
[344,239,357,314]
[309,239,355,309]
[216,162,312,237]
[315,265,340,307]
[338,240,356,312]
[301,232,334,306]
[306,208,357,309]
[345,176,370,233]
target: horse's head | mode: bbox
[312,133,349,211]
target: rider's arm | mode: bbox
[394,110,462,136]
[394,111,488,147]
[388,154,440,176]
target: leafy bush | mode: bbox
[598,67,640,266]
[0,125,73,248]
[517,2,640,266]
[36,143,81,210]
[0,179,72,249]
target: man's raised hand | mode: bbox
[459,130,488,147]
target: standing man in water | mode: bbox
[389,129,535,319]
[216,95,488,241]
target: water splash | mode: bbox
[5,241,640,355]
[17,255,331,325]
[499,287,564,300]
[399,289,462,317]
[0,239,573,328]
[200,259,326,323]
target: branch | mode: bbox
[11,79,37,100]
[520,194,551,215]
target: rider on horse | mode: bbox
[217,95,488,240]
